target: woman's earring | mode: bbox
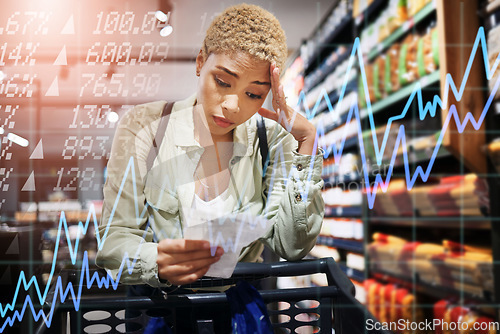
[196,71,200,77]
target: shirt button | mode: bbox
[296,164,303,171]
[295,194,302,201]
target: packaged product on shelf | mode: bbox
[378,14,390,43]
[403,132,437,155]
[347,252,365,271]
[388,179,413,216]
[317,119,358,156]
[368,233,409,276]
[321,153,359,180]
[358,75,367,108]
[310,272,328,287]
[487,138,500,173]
[378,283,394,323]
[377,55,386,99]
[377,123,402,163]
[364,185,386,216]
[375,187,400,216]
[398,34,419,86]
[386,43,401,93]
[321,217,363,240]
[362,122,400,164]
[365,63,376,104]
[417,27,439,77]
[386,0,408,33]
[385,7,398,36]
[407,0,430,17]
[412,242,445,278]
[365,279,422,333]
[352,280,366,304]
[449,174,489,216]
[373,60,382,101]
[411,174,487,217]
[428,181,460,216]
[396,0,408,26]
[414,240,493,298]
[487,0,500,13]
[369,233,493,298]
[487,25,500,100]
[434,300,497,334]
[365,279,382,319]
[353,0,373,18]
[409,185,437,216]
[443,240,493,281]
[309,244,340,262]
[360,22,379,55]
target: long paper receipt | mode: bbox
[183,213,272,278]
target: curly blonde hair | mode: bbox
[201,4,288,70]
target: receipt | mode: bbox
[183,213,272,278]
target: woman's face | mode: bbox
[195,51,271,141]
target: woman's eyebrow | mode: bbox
[216,65,271,86]
[216,65,239,78]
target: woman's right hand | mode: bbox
[157,239,224,285]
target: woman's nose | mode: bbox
[222,94,240,113]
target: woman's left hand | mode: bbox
[258,62,317,155]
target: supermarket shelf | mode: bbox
[305,46,354,92]
[316,235,364,254]
[323,172,361,189]
[324,205,362,217]
[371,269,494,303]
[354,0,386,27]
[394,143,451,168]
[304,15,353,74]
[306,254,365,282]
[316,111,350,135]
[311,79,358,117]
[368,140,452,170]
[316,111,356,139]
[359,70,440,119]
[368,216,491,229]
[324,136,359,159]
[339,264,365,282]
[366,1,436,62]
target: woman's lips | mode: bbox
[212,115,234,128]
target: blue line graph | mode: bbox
[304,26,499,208]
[1,26,500,331]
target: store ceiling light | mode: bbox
[160,25,173,37]
[156,10,173,37]
[7,133,29,147]
[155,10,169,22]
[107,111,119,123]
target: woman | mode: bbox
[96,4,324,289]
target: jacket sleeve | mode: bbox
[95,102,168,287]
[259,123,325,261]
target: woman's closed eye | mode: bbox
[246,92,262,99]
[214,76,230,88]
